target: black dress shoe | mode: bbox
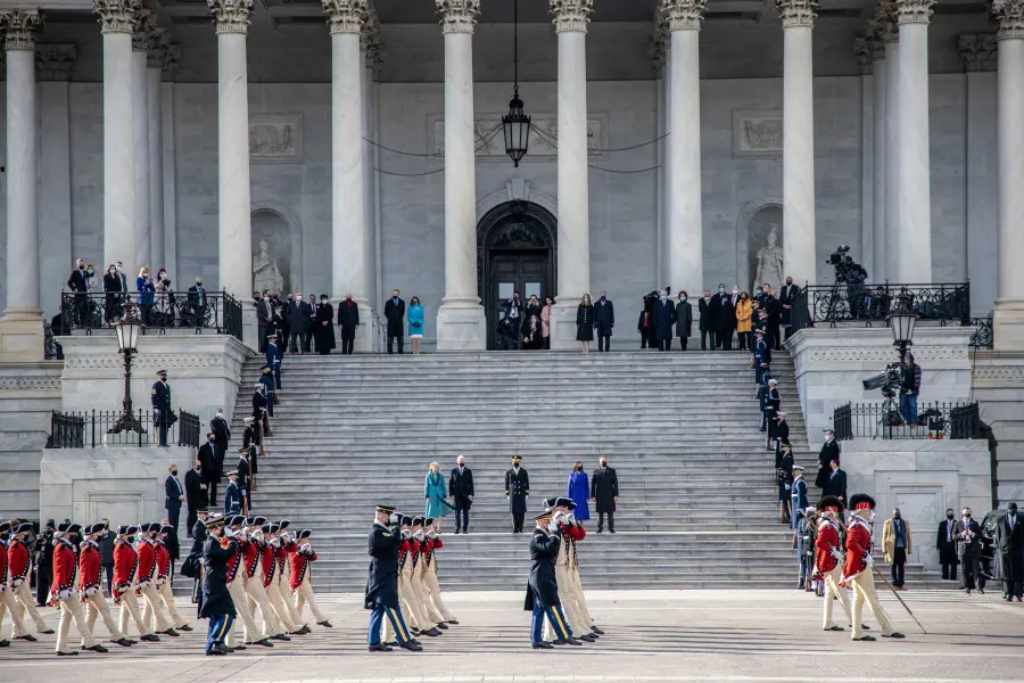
[532,642,554,649]
[553,638,583,646]
[368,644,393,652]
[824,626,844,632]
[423,627,442,637]
[40,629,55,635]
[291,625,311,635]
[178,625,193,632]
[447,619,459,625]
[271,634,291,641]
[882,632,906,639]
[591,626,605,635]
[163,628,180,637]
[249,639,274,647]
[853,635,876,641]
[57,650,79,656]
[436,622,449,630]
[83,644,109,653]
[16,634,37,642]
[399,641,423,652]
[140,634,161,642]
[579,633,597,642]
[113,638,134,647]
[317,620,333,628]
[0,640,9,647]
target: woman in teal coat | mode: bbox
[408,296,425,354]
[424,461,451,522]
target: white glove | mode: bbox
[864,554,874,568]
[84,586,98,597]
[389,512,400,525]
[830,549,843,561]
[11,578,23,588]
[548,519,560,533]
[58,588,72,601]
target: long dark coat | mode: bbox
[593,298,615,336]
[718,296,736,335]
[200,536,236,619]
[675,300,693,339]
[449,467,475,510]
[590,466,619,513]
[364,522,401,610]
[314,303,336,353]
[337,299,360,337]
[384,297,405,337]
[698,296,715,333]
[815,440,841,487]
[652,298,676,342]
[576,304,594,341]
[523,528,561,611]
[505,467,530,515]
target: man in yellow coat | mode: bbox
[882,508,912,589]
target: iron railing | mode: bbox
[832,400,983,440]
[804,282,971,327]
[45,409,201,448]
[59,290,243,342]
[970,316,994,350]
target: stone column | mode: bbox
[131,11,152,271]
[869,32,886,282]
[652,14,668,285]
[147,29,166,270]
[323,0,374,351]
[208,0,257,348]
[549,0,594,349]
[664,0,705,297]
[0,10,44,361]
[895,0,935,283]
[95,0,140,274]
[435,0,485,350]
[881,11,900,280]
[994,0,1024,349]
[777,0,816,287]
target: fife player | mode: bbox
[813,496,852,632]
[839,494,905,642]
[79,523,133,647]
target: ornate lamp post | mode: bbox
[888,300,917,360]
[501,0,531,166]
[108,302,146,435]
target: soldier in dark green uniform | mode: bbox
[200,514,236,656]
[151,369,173,447]
[366,505,422,652]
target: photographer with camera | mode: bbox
[900,353,922,424]
[826,245,868,321]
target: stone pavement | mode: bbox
[0,590,1021,682]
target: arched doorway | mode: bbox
[477,201,557,349]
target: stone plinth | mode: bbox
[40,446,194,526]
[842,438,991,571]
[436,302,486,351]
[0,316,45,362]
[972,351,1024,503]
[58,333,251,428]
[786,326,975,444]
[993,299,1024,352]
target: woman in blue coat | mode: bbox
[424,461,451,522]
[408,296,425,354]
[567,461,591,522]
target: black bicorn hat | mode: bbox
[15,522,34,534]
[849,493,877,511]
[205,514,227,529]
[816,495,846,513]
[297,528,312,540]
[400,515,413,526]
[411,516,425,527]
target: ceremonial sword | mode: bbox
[872,566,928,635]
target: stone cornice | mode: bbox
[894,0,935,26]
[208,0,253,35]
[94,0,141,35]
[435,0,479,34]
[36,42,77,80]
[322,0,367,35]
[776,0,817,28]
[993,0,1024,40]
[362,5,383,68]
[0,9,43,51]
[549,0,594,34]
[662,0,706,32]
[958,33,997,72]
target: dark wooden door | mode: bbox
[486,251,549,349]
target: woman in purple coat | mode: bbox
[567,462,591,522]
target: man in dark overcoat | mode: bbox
[152,369,173,447]
[997,502,1023,601]
[505,455,530,533]
[200,514,235,656]
[337,294,360,355]
[286,294,307,353]
[313,295,336,355]
[652,288,676,351]
[365,505,421,652]
[384,289,406,354]
[815,429,841,489]
[590,456,619,533]
[593,291,615,352]
[524,511,579,648]
[449,455,475,534]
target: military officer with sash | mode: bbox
[366,505,422,652]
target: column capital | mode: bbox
[661,0,706,32]
[132,9,155,52]
[322,0,367,35]
[0,9,43,51]
[162,42,181,75]
[549,0,594,34]
[93,0,142,35]
[208,0,254,35]
[994,0,1024,40]
[146,27,167,68]
[35,42,78,81]
[362,6,384,69]
[958,33,997,72]
[852,36,873,74]
[894,0,936,26]
[776,0,817,29]
[649,10,668,72]
[435,0,479,34]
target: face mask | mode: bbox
[171,469,178,476]
[894,512,901,519]
[947,513,954,519]
[964,513,972,518]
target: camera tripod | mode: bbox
[874,394,906,439]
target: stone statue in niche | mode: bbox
[252,239,285,295]
[753,225,785,293]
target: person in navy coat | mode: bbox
[524,511,579,648]
[652,288,676,351]
[593,292,615,352]
[265,334,282,389]
[365,505,421,652]
[223,472,244,515]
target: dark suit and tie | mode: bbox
[998,506,1024,600]
[165,471,184,534]
[448,465,475,533]
[936,516,959,580]
[384,296,405,354]
[184,467,207,536]
[820,467,847,505]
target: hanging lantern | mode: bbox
[501,0,531,167]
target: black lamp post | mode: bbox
[108,302,146,436]
[888,301,917,360]
[502,0,531,167]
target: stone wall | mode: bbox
[972,352,1024,504]
[842,438,992,571]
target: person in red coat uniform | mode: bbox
[156,526,190,631]
[51,523,104,655]
[113,525,157,642]
[289,529,331,628]
[78,523,132,647]
[8,522,52,638]
[137,523,176,636]
[0,521,28,646]
[813,496,852,631]
[839,494,904,641]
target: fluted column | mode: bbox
[663,0,705,297]
[880,11,900,280]
[95,0,140,273]
[549,0,594,349]
[895,0,935,283]
[209,0,257,347]
[131,11,152,271]
[777,0,817,287]
[435,0,486,350]
[0,10,44,360]
[147,29,166,270]
[994,0,1024,349]
[868,30,887,281]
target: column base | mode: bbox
[353,302,375,353]
[436,300,485,352]
[549,301,582,351]
[0,309,45,362]
[993,298,1024,351]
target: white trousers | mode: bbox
[546,565,587,639]
[568,564,594,626]
[244,571,281,637]
[12,581,48,632]
[822,566,852,629]
[849,569,895,639]
[293,578,327,623]
[116,587,150,637]
[265,580,297,633]
[227,575,263,644]
[411,567,444,625]
[82,589,125,641]
[157,579,187,628]
[421,567,455,622]
[140,582,173,633]
[1,587,28,638]
[55,592,94,653]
